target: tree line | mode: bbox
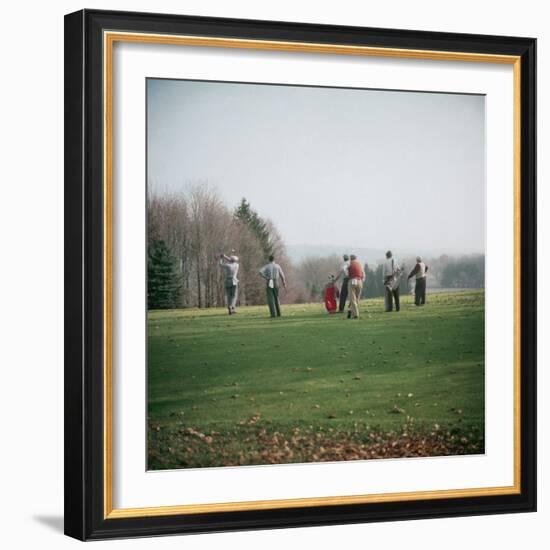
[148,186,484,309]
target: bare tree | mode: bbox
[148,184,302,308]
[294,254,341,302]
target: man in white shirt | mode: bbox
[259,255,287,317]
[383,250,401,312]
[333,254,350,313]
[219,253,239,315]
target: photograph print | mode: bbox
[146,78,485,471]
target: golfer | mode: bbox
[408,256,429,306]
[333,254,350,313]
[219,253,239,315]
[347,254,365,319]
[383,250,401,312]
[259,255,287,317]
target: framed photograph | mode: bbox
[64,9,536,540]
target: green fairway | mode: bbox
[148,291,485,469]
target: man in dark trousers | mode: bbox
[333,254,350,313]
[259,255,287,317]
[408,256,429,306]
[383,250,401,312]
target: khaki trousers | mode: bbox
[348,279,363,318]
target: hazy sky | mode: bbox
[147,78,485,253]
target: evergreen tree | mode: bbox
[148,239,181,309]
[362,264,385,298]
[234,198,273,258]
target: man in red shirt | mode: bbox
[347,254,365,319]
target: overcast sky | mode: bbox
[147,78,485,253]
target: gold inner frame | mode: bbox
[103,31,522,519]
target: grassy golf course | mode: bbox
[148,290,485,470]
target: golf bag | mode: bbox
[385,259,403,292]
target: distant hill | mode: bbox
[285,244,385,265]
[285,244,483,265]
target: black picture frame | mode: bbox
[64,9,536,541]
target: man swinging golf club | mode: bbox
[219,251,239,315]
